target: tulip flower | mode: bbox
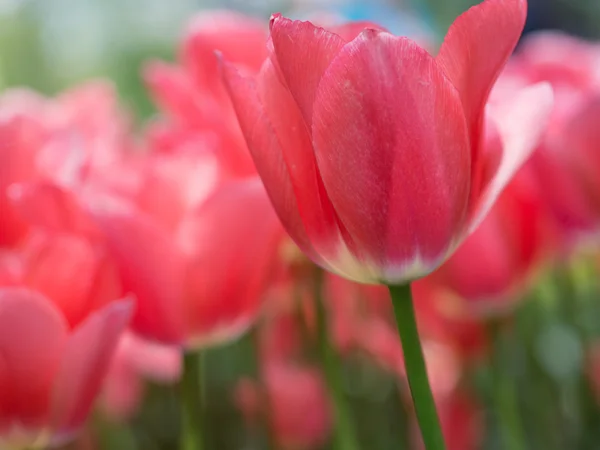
[1,81,287,349]
[221,0,552,285]
[222,2,551,448]
[16,156,285,347]
[144,10,267,177]
[0,82,133,247]
[0,288,131,449]
[495,32,600,249]
[90,172,286,346]
[5,230,122,328]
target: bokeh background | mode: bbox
[1,0,599,120]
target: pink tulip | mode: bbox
[495,32,600,248]
[11,230,121,328]
[181,11,268,100]
[144,10,267,177]
[0,288,131,448]
[0,82,133,247]
[2,82,287,347]
[14,151,285,347]
[90,171,286,346]
[221,0,552,284]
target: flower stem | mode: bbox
[180,351,204,450]
[314,271,360,450]
[388,283,446,450]
[488,320,526,450]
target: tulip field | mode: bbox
[2,0,600,449]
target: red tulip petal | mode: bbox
[0,289,67,434]
[8,182,99,238]
[516,31,600,87]
[467,115,503,209]
[21,232,121,328]
[90,203,186,344]
[561,97,600,205]
[434,203,516,303]
[330,21,389,42]
[312,31,471,281]
[49,300,132,441]
[179,179,284,347]
[0,117,45,246]
[182,10,267,94]
[468,82,553,232]
[269,14,346,125]
[220,59,323,263]
[256,60,353,262]
[436,0,527,147]
[143,60,211,126]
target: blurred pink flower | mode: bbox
[496,32,600,250]
[144,10,267,178]
[0,289,131,448]
[0,81,133,245]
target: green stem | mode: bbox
[488,320,526,450]
[250,327,275,449]
[388,283,446,450]
[314,271,360,450]
[180,351,204,450]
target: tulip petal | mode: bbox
[468,82,553,232]
[0,117,45,246]
[179,179,284,347]
[0,289,67,433]
[256,60,356,265]
[561,97,600,204]
[143,61,207,125]
[49,300,132,441]
[21,232,120,328]
[312,31,471,282]
[330,21,389,42]
[220,59,323,263]
[436,0,527,143]
[8,182,99,238]
[182,10,267,93]
[90,203,186,343]
[269,15,346,125]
